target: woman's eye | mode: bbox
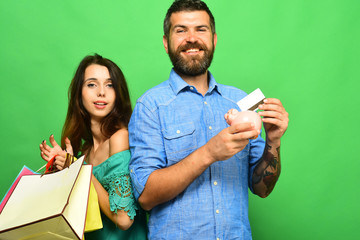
[87,83,96,88]
[107,83,113,88]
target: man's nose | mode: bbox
[185,30,197,42]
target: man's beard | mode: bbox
[168,41,214,77]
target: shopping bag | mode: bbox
[42,153,103,232]
[0,166,37,214]
[0,156,92,240]
[61,155,103,233]
[84,181,103,232]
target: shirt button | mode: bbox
[130,169,133,173]
[214,181,217,185]
[216,209,220,214]
[204,101,208,104]
[190,87,194,90]
[209,126,212,130]
[217,238,220,240]
[176,130,180,134]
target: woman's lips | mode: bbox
[94,101,107,109]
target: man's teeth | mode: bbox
[186,48,200,53]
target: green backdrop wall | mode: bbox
[0,0,359,239]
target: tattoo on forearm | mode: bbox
[253,144,281,195]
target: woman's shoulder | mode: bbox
[109,128,129,156]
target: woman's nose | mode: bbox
[98,86,105,97]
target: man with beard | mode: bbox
[128,0,289,239]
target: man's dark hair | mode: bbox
[163,0,215,38]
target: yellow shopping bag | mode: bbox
[68,155,102,233]
[84,181,103,232]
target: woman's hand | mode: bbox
[40,135,73,170]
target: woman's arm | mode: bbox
[91,128,134,230]
[91,174,134,230]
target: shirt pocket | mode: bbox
[234,144,250,176]
[235,144,250,160]
[163,122,197,164]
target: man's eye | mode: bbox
[176,29,185,33]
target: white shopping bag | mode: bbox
[0,156,92,240]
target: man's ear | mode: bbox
[163,35,169,54]
[213,33,218,49]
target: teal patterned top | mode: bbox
[85,150,147,240]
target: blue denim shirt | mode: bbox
[129,69,265,240]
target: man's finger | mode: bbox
[229,122,254,134]
[232,129,259,141]
[263,98,283,106]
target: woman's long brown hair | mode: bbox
[61,54,132,157]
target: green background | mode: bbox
[0,0,359,239]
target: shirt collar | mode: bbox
[168,68,222,95]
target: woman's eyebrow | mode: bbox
[84,78,97,81]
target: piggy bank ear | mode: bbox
[228,108,239,115]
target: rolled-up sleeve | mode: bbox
[248,132,265,193]
[128,100,166,200]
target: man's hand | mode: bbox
[258,98,289,145]
[252,98,288,197]
[204,122,260,163]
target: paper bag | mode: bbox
[0,166,37,214]
[0,156,92,240]
[84,181,102,232]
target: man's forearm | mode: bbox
[137,123,258,210]
[138,145,213,211]
[252,141,281,198]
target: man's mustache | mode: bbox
[177,42,208,52]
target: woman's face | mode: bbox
[82,64,116,121]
